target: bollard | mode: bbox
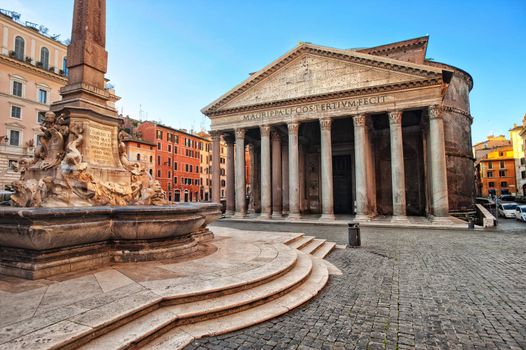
[348,223,361,247]
[467,217,475,230]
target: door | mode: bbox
[333,155,353,214]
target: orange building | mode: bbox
[477,147,517,197]
[123,138,156,177]
[138,121,208,202]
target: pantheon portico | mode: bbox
[203,37,474,221]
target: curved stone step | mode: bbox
[300,238,326,255]
[0,243,299,350]
[282,233,305,245]
[288,236,314,250]
[75,253,314,350]
[312,241,336,259]
[143,255,329,350]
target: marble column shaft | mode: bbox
[428,105,449,217]
[225,135,235,215]
[211,131,221,203]
[288,122,300,219]
[271,130,282,218]
[389,111,407,217]
[320,118,335,219]
[234,128,246,217]
[248,144,256,213]
[281,141,289,214]
[260,125,272,218]
[353,115,368,219]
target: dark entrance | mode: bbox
[333,155,353,214]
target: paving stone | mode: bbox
[184,221,526,349]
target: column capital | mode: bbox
[320,117,332,131]
[353,114,367,127]
[223,133,235,145]
[235,128,245,139]
[271,129,281,141]
[210,130,221,141]
[287,122,299,135]
[429,104,444,120]
[260,125,271,137]
[388,110,403,125]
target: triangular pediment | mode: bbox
[203,43,445,115]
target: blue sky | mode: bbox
[2,0,525,143]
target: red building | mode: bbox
[138,121,208,202]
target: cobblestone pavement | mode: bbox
[185,224,526,350]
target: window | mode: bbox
[157,169,161,177]
[221,180,226,187]
[168,171,171,178]
[38,89,48,104]
[521,158,525,166]
[174,162,177,171]
[174,176,178,184]
[488,162,493,169]
[487,171,493,178]
[189,165,193,172]
[136,154,141,161]
[501,182,508,188]
[156,130,163,139]
[12,81,23,97]
[37,111,46,123]
[488,182,495,188]
[168,158,171,166]
[521,170,526,179]
[9,130,20,146]
[185,164,189,172]
[499,170,506,177]
[157,142,161,150]
[157,155,161,165]
[62,57,68,76]
[11,106,21,119]
[149,155,153,163]
[196,166,199,173]
[168,144,171,152]
[149,169,153,176]
[499,161,505,168]
[14,36,24,60]
[40,47,49,70]
[174,146,177,154]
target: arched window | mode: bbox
[40,47,49,69]
[14,36,24,60]
[136,153,141,161]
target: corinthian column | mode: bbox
[320,118,335,220]
[389,111,408,222]
[260,125,272,219]
[353,114,369,221]
[224,134,235,216]
[271,130,282,218]
[211,131,221,203]
[281,141,289,214]
[428,105,449,217]
[288,122,301,220]
[234,128,246,217]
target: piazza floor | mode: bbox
[187,220,526,350]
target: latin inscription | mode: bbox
[89,125,115,166]
[241,95,387,122]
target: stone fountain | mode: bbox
[0,0,220,279]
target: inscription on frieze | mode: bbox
[88,123,115,166]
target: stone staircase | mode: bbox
[18,234,337,350]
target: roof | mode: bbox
[140,121,210,142]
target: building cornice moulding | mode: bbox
[0,55,68,84]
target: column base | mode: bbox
[353,214,370,222]
[287,213,302,221]
[271,212,284,219]
[428,215,453,225]
[319,214,335,221]
[233,212,247,219]
[391,215,410,224]
[259,213,271,220]
[225,210,235,217]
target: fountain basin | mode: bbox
[0,203,221,279]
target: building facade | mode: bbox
[0,10,68,189]
[510,123,526,196]
[203,37,475,220]
[477,147,516,197]
[123,138,156,178]
[138,121,209,202]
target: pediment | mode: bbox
[203,44,445,115]
[5,121,25,129]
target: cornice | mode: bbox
[203,45,443,115]
[442,105,473,123]
[0,55,68,84]
[208,78,442,117]
[357,37,428,55]
[0,91,50,108]
[425,60,473,91]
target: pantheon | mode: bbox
[203,37,474,221]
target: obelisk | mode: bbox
[51,0,124,178]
